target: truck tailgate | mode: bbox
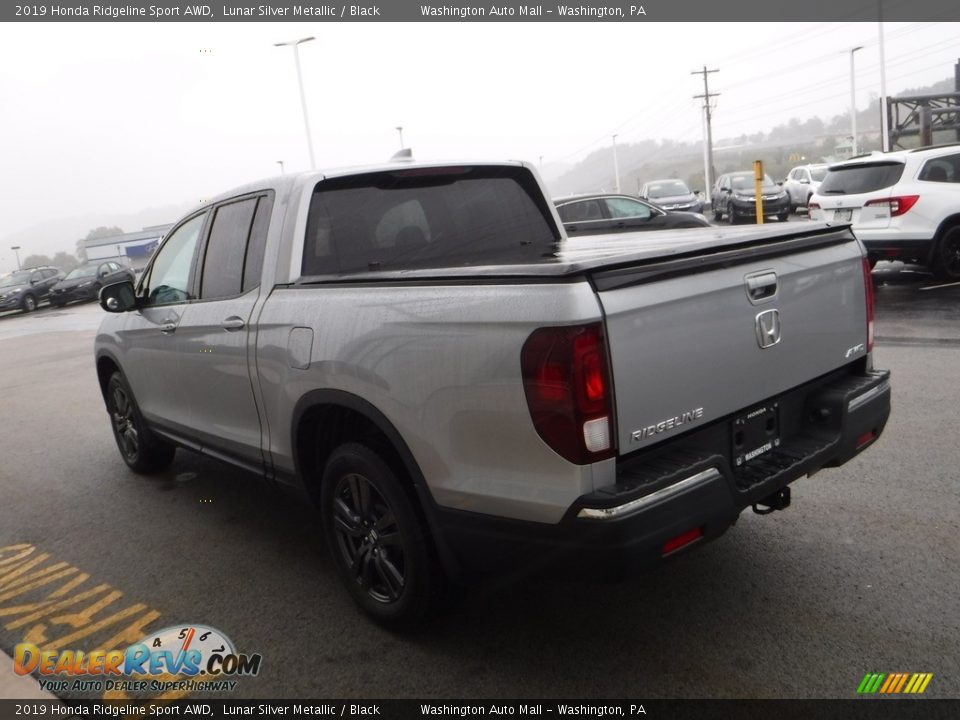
[593,233,869,454]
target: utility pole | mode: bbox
[692,65,720,203]
[850,46,864,156]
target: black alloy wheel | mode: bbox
[22,294,37,312]
[934,226,960,282]
[320,443,441,626]
[332,472,406,604]
[106,371,176,473]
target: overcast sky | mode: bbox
[1,20,958,272]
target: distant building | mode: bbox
[83,225,172,268]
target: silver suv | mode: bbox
[782,164,828,213]
[809,144,960,280]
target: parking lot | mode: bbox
[0,263,958,700]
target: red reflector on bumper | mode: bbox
[856,430,876,448]
[662,527,703,556]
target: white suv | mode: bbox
[783,164,829,213]
[808,145,960,280]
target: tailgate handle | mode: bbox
[746,272,778,302]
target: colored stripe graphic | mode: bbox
[858,673,932,694]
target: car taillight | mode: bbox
[521,323,615,465]
[864,195,919,217]
[808,202,821,211]
[862,256,874,353]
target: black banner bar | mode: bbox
[1,700,958,720]
[4,0,960,22]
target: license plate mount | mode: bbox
[834,208,853,222]
[732,403,780,468]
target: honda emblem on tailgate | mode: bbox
[755,309,781,349]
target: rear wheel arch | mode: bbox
[291,390,461,577]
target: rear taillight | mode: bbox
[864,195,919,217]
[807,202,821,211]
[521,323,615,464]
[862,256,875,353]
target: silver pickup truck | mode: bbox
[94,161,890,625]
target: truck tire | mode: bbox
[933,225,960,282]
[106,371,176,474]
[320,442,442,627]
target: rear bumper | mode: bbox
[434,367,891,578]
[860,238,934,263]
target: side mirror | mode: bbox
[720,186,731,192]
[99,281,137,313]
[693,190,701,195]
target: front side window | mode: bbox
[605,197,653,219]
[142,213,206,306]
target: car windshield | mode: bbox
[731,174,775,190]
[65,266,98,280]
[647,180,690,197]
[0,271,31,287]
[810,167,828,182]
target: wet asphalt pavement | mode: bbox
[0,263,957,700]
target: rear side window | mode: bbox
[557,199,604,223]
[302,166,560,276]
[201,198,257,299]
[819,163,905,195]
[199,192,273,299]
[918,153,960,183]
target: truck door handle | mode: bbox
[221,317,245,331]
[161,322,177,334]
[746,272,778,301]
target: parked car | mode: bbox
[95,161,889,625]
[554,193,710,236]
[808,144,960,280]
[639,179,705,214]
[782,164,829,212]
[50,261,135,307]
[712,172,791,224]
[0,266,64,313]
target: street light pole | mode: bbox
[275,36,317,170]
[849,46,864,156]
[612,134,621,193]
[878,2,889,151]
[11,246,21,270]
[396,126,404,150]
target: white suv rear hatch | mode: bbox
[809,160,905,228]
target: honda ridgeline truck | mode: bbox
[94,161,890,625]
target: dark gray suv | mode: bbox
[0,266,65,313]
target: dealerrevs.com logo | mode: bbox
[14,624,262,694]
